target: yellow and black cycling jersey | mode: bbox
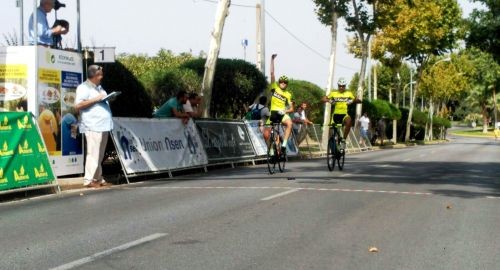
[269,82,292,112]
[327,90,355,115]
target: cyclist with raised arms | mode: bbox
[321,78,361,147]
[266,53,294,153]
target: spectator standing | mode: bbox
[28,0,68,46]
[153,90,190,124]
[75,65,113,188]
[291,102,312,143]
[248,96,270,121]
[377,117,386,146]
[296,102,313,125]
[358,112,370,147]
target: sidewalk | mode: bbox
[56,175,122,192]
[56,176,87,191]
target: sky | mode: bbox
[0,0,483,88]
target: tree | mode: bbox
[344,0,385,120]
[465,0,500,63]
[117,49,194,79]
[1,30,20,46]
[183,58,267,119]
[375,0,462,142]
[419,55,468,139]
[285,79,325,123]
[141,68,202,108]
[459,48,500,132]
[313,0,350,146]
[99,61,153,118]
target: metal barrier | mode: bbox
[107,119,374,181]
[292,124,373,158]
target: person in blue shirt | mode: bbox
[153,90,190,124]
[28,0,68,46]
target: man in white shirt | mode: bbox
[183,92,202,118]
[75,65,113,188]
[358,112,370,147]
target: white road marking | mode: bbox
[261,189,299,201]
[486,196,500,199]
[50,233,167,270]
[403,158,411,161]
[133,186,433,197]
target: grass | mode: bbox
[450,127,497,137]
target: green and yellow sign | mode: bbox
[0,112,55,191]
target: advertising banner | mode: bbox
[1,46,84,176]
[0,46,33,113]
[195,119,256,162]
[110,117,208,174]
[0,112,55,191]
[37,47,84,176]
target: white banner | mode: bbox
[110,117,208,174]
[244,120,267,156]
[244,120,299,157]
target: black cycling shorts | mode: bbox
[332,114,349,125]
[269,111,285,124]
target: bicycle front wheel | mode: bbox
[267,141,278,174]
[278,146,286,173]
[337,148,345,170]
[327,137,336,171]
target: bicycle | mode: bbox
[267,122,287,174]
[326,122,345,171]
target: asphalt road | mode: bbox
[1,136,499,270]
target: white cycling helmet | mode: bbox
[337,77,347,86]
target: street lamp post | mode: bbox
[241,39,248,60]
[403,81,416,107]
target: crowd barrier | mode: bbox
[109,118,372,181]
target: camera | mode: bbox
[54,0,66,10]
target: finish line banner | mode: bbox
[195,119,256,162]
[110,118,208,174]
[0,112,55,191]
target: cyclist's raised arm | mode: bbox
[270,54,277,84]
[321,96,332,103]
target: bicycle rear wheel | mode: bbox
[327,137,336,171]
[267,140,278,174]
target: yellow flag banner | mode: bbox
[0,112,55,191]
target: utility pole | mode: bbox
[201,0,231,118]
[373,64,377,100]
[256,0,265,74]
[17,0,24,45]
[321,7,339,150]
[77,0,82,52]
[367,38,371,101]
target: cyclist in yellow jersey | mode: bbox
[321,77,361,143]
[266,54,294,152]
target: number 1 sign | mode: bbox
[93,47,116,63]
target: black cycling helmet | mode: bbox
[278,75,289,84]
